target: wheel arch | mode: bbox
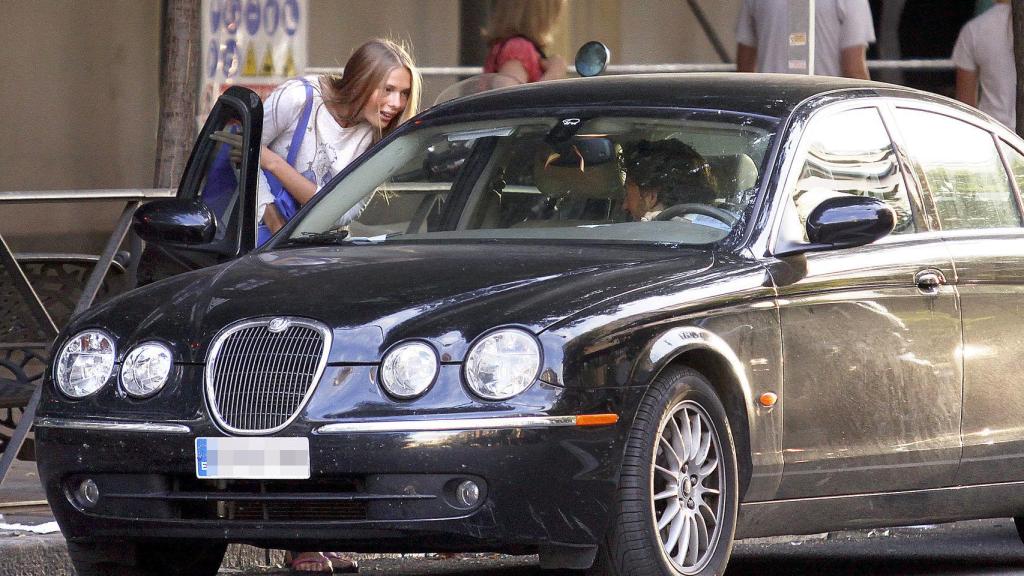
[635,327,754,498]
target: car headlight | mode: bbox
[121,342,173,398]
[464,328,541,400]
[55,330,116,398]
[380,341,439,399]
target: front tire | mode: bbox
[67,540,226,576]
[593,366,739,576]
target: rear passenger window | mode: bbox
[792,107,915,237]
[896,109,1020,230]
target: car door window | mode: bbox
[896,109,1021,230]
[999,140,1024,202]
[789,107,915,239]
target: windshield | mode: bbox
[285,112,778,246]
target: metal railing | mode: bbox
[0,188,174,487]
[307,59,957,77]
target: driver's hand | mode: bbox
[210,130,244,166]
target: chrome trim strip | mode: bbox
[316,415,577,434]
[35,418,191,434]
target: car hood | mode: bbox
[71,242,715,363]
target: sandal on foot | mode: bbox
[286,551,334,573]
[324,552,359,573]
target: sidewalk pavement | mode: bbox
[0,458,283,576]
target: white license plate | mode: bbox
[195,437,310,479]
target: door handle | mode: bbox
[915,270,945,293]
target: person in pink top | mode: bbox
[483,0,567,84]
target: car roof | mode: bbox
[422,73,913,121]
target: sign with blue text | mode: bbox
[200,0,308,116]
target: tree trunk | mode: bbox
[1013,0,1024,135]
[153,0,200,189]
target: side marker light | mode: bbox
[576,414,619,426]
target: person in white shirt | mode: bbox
[258,38,421,237]
[735,0,876,79]
[953,0,1016,129]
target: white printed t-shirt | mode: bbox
[257,76,375,221]
[735,0,876,77]
[952,3,1016,128]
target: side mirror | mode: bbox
[133,199,217,246]
[776,196,895,257]
[574,41,610,77]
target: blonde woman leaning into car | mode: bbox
[265,40,420,572]
[257,38,422,246]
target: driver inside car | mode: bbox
[622,138,728,229]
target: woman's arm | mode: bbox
[497,59,529,84]
[956,67,979,108]
[260,145,317,205]
[539,54,567,81]
[736,44,758,73]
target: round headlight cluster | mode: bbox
[464,329,541,400]
[121,342,173,398]
[380,341,439,399]
[55,331,116,398]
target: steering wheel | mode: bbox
[653,203,738,226]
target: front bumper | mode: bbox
[36,404,626,552]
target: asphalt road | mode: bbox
[225,519,1024,575]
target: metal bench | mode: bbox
[0,188,174,488]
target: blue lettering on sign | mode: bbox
[245,0,261,36]
[222,38,239,78]
[283,0,300,36]
[207,40,219,77]
[223,0,242,34]
[196,438,209,477]
[209,0,222,32]
[263,0,280,35]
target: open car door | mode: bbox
[135,86,263,284]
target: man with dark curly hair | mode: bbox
[622,139,718,222]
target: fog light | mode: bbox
[455,480,480,508]
[77,479,99,508]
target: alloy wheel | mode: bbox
[651,400,724,573]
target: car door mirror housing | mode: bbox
[777,196,895,257]
[132,199,217,246]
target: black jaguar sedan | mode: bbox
[35,72,1024,576]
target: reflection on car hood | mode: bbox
[71,242,714,363]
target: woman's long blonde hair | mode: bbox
[484,0,566,50]
[320,38,421,141]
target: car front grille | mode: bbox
[205,317,332,434]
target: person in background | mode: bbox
[483,0,567,84]
[735,0,875,79]
[953,0,1015,129]
[257,38,421,245]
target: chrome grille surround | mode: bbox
[204,317,332,435]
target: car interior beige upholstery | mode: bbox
[705,153,758,201]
